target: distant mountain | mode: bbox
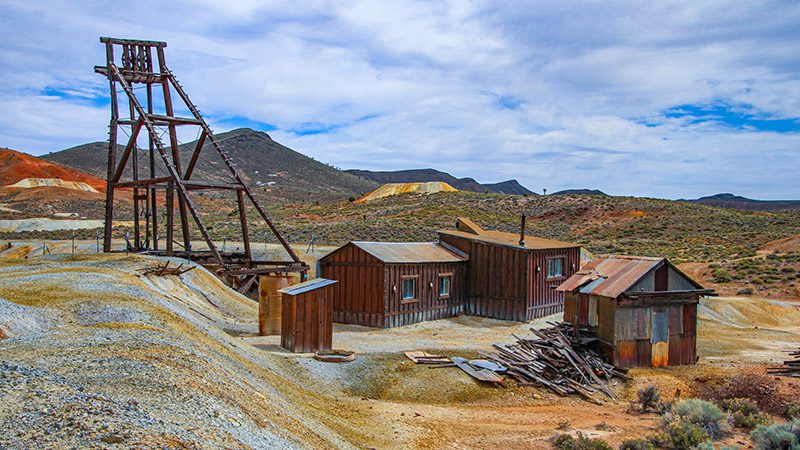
[42,128,378,202]
[345,168,534,195]
[685,193,800,212]
[0,148,105,191]
[551,189,608,196]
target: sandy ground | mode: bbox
[1,250,799,448]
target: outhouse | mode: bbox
[278,278,337,353]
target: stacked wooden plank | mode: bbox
[481,322,629,403]
[768,347,800,377]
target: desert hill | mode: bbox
[684,193,800,212]
[0,148,111,220]
[0,148,105,191]
[42,129,378,202]
[345,168,535,195]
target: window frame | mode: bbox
[438,273,452,298]
[401,275,419,304]
[546,256,566,280]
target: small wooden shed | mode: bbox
[557,255,713,368]
[438,217,581,322]
[279,278,337,353]
[318,241,468,328]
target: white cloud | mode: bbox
[0,0,798,198]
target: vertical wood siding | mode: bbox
[319,243,466,328]
[439,234,580,322]
[280,284,333,353]
[319,243,385,327]
[383,262,465,328]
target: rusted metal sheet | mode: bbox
[636,339,653,367]
[451,357,505,384]
[651,308,669,344]
[632,307,651,340]
[563,292,578,324]
[651,341,669,367]
[683,303,697,336]
[616,340,637,367]
[669,304,684,335]
[578,294,589,325]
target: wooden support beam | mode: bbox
[103,41,117,253]
[166,182,174,256]
[111,118,143,183]
[183,130,206,180]
[237,190,251,259]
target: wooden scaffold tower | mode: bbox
[94,37,308,292]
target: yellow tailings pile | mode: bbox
[355,181,457,204]
[6,177,100,193]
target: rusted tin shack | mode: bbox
[318,242,468,328]
[279,278,336,353]
[437,218,581,322]
[557,255,713,368]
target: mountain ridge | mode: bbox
[345,168,534,195]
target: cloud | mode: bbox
[0,0,798,199]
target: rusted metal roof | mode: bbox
[351,241,468,263]
[438,228,579,250]
[556,255,664,298]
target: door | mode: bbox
[650,307,669,367]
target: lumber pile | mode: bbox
[768,347,800,377]
[481,322,629,403]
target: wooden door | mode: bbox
[650,307,669,367]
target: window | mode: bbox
[402,277,417,301]
[438,274,452,298]
[547,257,564,278]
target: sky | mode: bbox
[0,1,798,199]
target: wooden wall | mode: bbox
[319,244,385,327]
[526,247,581,320]
[280,284,333,353]
[319,243,466,328]
[383,262,465,328]
[440,234,529,321]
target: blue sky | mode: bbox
[0,0,798,199]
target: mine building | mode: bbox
[318,241,468,328]
[319,217,582,327]
[556,255,713,368]
[438,218,582,322]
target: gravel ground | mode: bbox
[0,255,364,449]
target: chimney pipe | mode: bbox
[519,214,526,247]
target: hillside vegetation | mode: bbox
[213,192,800,264]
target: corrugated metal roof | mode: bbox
[556,255,664,298]
[438,228,579,250]
[278,278,337,295]
[351,241,468,263]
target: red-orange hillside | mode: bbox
[0,147,106,191]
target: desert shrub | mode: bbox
[749,420,800,450]
[787,403,800,420]
[663,420,709,450]
[618,438,655,450]
[662,399,730,441]
[719,398,771,429]
[552,432,613,450]
[736,287,754,295]
[637,385,662,413]
[711,269,732,283]
[699,372,787,416]
[693,443,739,450]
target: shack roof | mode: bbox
[278,278,337,295]
[438,229,579,250]
[349,241,468,264]
[556,255,704,298]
